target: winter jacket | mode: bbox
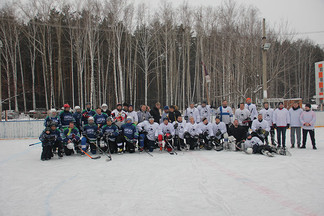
[300,110,316,130]
[160,112,169,123]
[273,108,290,127]
[289,107,303,127]
[168,110,181,123]
[216,106,233,124]
[228,125,246,142]
[150,107,161,123]
[137,111,151,123]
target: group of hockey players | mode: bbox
[39,98,317,160]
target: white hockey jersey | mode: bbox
[137,120,159,141]
[215,106,233,125]
[211,122,227,139]
[127,111,138,124]
[245,103,258,120]
[158,122,175,136]
[259,108,274,126]
[197,105,212,122]
[273,108,290,127]
[198,122,214,137]
[184,122,201,136]
[244,137,263,149]
[173,121,187,139]
[251,119,270,132]
[235,108,251,126]
[185,107,201,123]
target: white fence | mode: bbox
[1,112,324,139]
[0,120,44,139]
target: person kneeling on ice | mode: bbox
[243,133,276,156]
[228,119,247,150]
[251,113,270,143]
[158,117,176,152]
[81,116,99,154]
[198,117,214,150]
[184,116,201,150]
[173,116,187,151]
[101,117,119,154]
[120,117,139,153]
[39,122,63,160]
[137,117,159,152]
[211,116,230,150]
[62,122,80,156]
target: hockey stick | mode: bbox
[164,138,177,155]
[77,146,101,159]
[29,141,42,146]
[85,134,111,161]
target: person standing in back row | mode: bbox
[216,100,233,131]
[300,104,317,150]
[289,102,303,148]
[273,102,290,149]
[245,98,258,128]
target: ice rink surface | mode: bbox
[0,129,323,216]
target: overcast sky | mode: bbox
[134,0,324,47]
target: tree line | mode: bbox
[0,0,323,113]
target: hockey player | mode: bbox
[59,104,75,129]
[289,102,303,148]
[137,117,159,152]
[81,102,96,125]
[234,103,251,133]
[120,117,139,153]
[62,122,80,156]
[243,133,276,156]
[160,106,169,123]
[44,108,61,128]
[245,98,258,126]
[273,102,290,149]
[101,103,111,116]
[197,101,212,122]
[259,102,275,145]
[300,104,317,149]
[93,107,108,128]
[173,115,187,150]
[39,122,63,160]
[137,105,152,123]
[184,116,201,150]
[158,117,176,152]
[73,106,82,132]
[81,116,99,154]
[150,102,161,123]
[184,102,201,123]
[198,117,214,150]
[216,100,233,131]
[228,119,246,150]
[123,102,129,112]
[127,104,138,125]
[168,105,181,123]
[251,113,270,143]
[111,103,127,128]
[211,116,229,149]
[101,117,119,153]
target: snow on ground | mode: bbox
[0,129,324,216]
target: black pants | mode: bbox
[252,144,275,154]
[302,129,316,147]
[174,136,185,150]
[276,127,287,148]
[186,137,198,150]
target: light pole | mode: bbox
[0,39,2,121]
[262,19,271,103]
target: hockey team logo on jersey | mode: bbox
[124,128,133,135]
